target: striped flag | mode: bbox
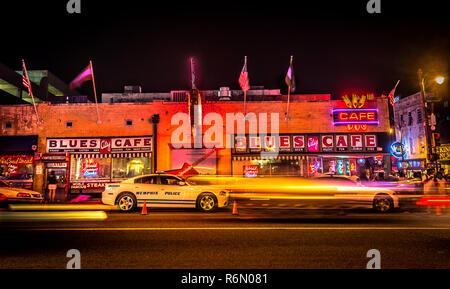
[21,59,40,124]
[285,56,296,92]
[238,56,250,91]
[388,80,400,106]
[22,59,33,96]
[69,63,93,89]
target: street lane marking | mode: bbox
[20,226,450,231]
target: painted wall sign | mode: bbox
[47,136,152,153]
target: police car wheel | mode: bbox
[197,193,217,212]
[373,195,393,213]
[117,193,137,212]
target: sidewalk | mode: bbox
[44,190,102,205]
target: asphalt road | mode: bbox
[1,208,450,269]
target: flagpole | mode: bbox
[89,60,101,124]
[286,55,293,121]
[30,91,42,125]
[22,59,41,125]
[286,85,291,120]
[243,56,247,115]
[394,80,400,91]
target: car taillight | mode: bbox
[17,193,31,198]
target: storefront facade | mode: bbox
[1,93,391,196]
[231,133,390,177]
[43,136,152,196]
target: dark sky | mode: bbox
[1,0,449,99]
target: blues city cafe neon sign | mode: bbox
[233,134,380,153]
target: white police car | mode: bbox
[102,174,229,212]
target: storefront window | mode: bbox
[233,158,301,176]
[0,155,34,181]
[70,156,111,181]
[0,163,33,181]
[112,157,151,179]
[322,157,359,176]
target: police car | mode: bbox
[102,174,229,212]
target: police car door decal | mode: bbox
[158,176,194,207]
[135,176,159,206]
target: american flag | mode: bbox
[285,56,296,92]
[238,56,250,92]
[388,80,400,106]
[22,59,33,96]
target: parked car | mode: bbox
[0,180,43,204]
[102,173,229,212]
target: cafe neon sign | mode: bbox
[333,94,379,130]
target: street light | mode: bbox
[435,76,445,85]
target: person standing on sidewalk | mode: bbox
[47,171,57,203]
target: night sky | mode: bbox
[1,0,449,100]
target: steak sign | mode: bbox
[47,136,152,153]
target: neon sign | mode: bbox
[82,159,99,177]
[346,124,368,132]
[390,142,407,159]
[342,94,374,109]
[337,160,344,174]
[244,166,258,178]
[332,109,379,125]
[307,136,319,152]
[350,161,356,173]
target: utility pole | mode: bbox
[417,69,433,171]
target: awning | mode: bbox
[0,135,38,154]
[73,152,151,158]
[233,155,302,161]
